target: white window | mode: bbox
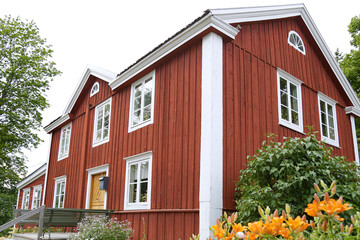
[93,98,111,147]
[129,71,155,132]
[288,30,306,55]
[31,185,42,209]
[90,82,99,97]
[58,123,72,160]
[53,176,66,208]
[318,93,339,147]
[21,188,30,209]
[124,151,152,210]
[277,69,304,133]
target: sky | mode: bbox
[1,0,360,174]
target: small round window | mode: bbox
[90,82,99,97]
[288,30,306,55]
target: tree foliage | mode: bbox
[235,133,360,225]
[0,15,60,230]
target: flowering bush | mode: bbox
[209,181,360,239]
[69,216,133,240]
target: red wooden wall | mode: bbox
[44,41,202,239]
[223,16,356,210]
[17,175,45,209]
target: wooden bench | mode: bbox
[14,207,114,239]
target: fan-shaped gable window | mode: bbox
[288,31,306,55]
[90,82,99,97]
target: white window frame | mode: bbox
[124,151,152,210]
[128,71,155,132]
[288,30,306,55]
[318,92,339,147]
[85,164,109,209]
[53,176,66,208]
[92,98,112,147]
[58,123,72,160]
[31,185,42,209]
[21,188,30,209]
[277,69,304,133]
[90,82,100,97]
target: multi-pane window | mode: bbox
[277,69,303,133]
[124,152,152,210]
[58,123,72,160]
[129,71,155,132]
[21,189,30,209]
[288,30,306,55]
[53,177,66,208]
[93,98,111,146]
[32,186,42,209]
[318,93,339,147]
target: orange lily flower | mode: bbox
[232,222,246,233]
[305,199,321,217]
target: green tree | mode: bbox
[235,132,360,225]
[0,16,60,232]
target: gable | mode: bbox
[231,16,352,107]
[211,4,360,115]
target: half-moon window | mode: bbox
[288,31,306,55]
[90,82,99,97]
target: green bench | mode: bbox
[14,207,114,239]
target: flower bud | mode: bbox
[235,232,245,239]
[330,180,336,190]
[265,206,270,215]
[258,206,264,217]
[331,185,336,196]
[310,220,315,229]
[349,224,354,234]
[314,183,321,193]
[314,193,320,203]
[322,220,328,231]
[320,180,328,190]
[301,215,306,222]
[274,209,279,218]
[286,204,291,215]
[340,223,344,232]
[351,216,355,224]
[324,192,330,203]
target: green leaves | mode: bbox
[235,132,360,225]
[0,15,61,231]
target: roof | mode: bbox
[44,65,117,133]
[45,4,360,133]
[16,163,47,189]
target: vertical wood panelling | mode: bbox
[44,41,202,239]
[223,16,356,210]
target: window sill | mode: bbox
[279,121,304,135]
[92,138,110,148]
[128,119,153,133]
[322,137,340,149]
[124,203,150,211]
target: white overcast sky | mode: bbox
[1,0,359,174]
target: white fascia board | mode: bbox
[211,4,360,110]
[109,14,238,90]
[62,65,117,115]
[16,164,47,190]
[345,106,360,118]
[44,114,70,133]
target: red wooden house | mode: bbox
[17,4,360,239]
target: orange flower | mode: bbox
[286,216,309,232]
[247,221,264,235]
[211,220,225,239]
[245,231,258,240]
[320,198,353,216]
[232,222,246,233]
[305,200,321,217]
[279,228,292,239]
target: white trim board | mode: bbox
[199,32,224,240]
[85,164,109,209]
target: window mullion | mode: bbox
[287,82,292,123]
[136,162,141,204]
[140,81,145,123]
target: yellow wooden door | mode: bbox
[89,172,106,209]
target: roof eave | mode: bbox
[16,164,47,189]
[44,114,70,133]
[109,13,239,90]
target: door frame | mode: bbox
[85,164,109,209]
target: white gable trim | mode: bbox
[211,4,360,112]
[63,65,116,115]
[16,164,47,190]
[109,13,238,90]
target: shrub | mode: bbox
[69,216,133,240]
[235,132,360,224]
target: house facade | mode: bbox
[17,4,360,239]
